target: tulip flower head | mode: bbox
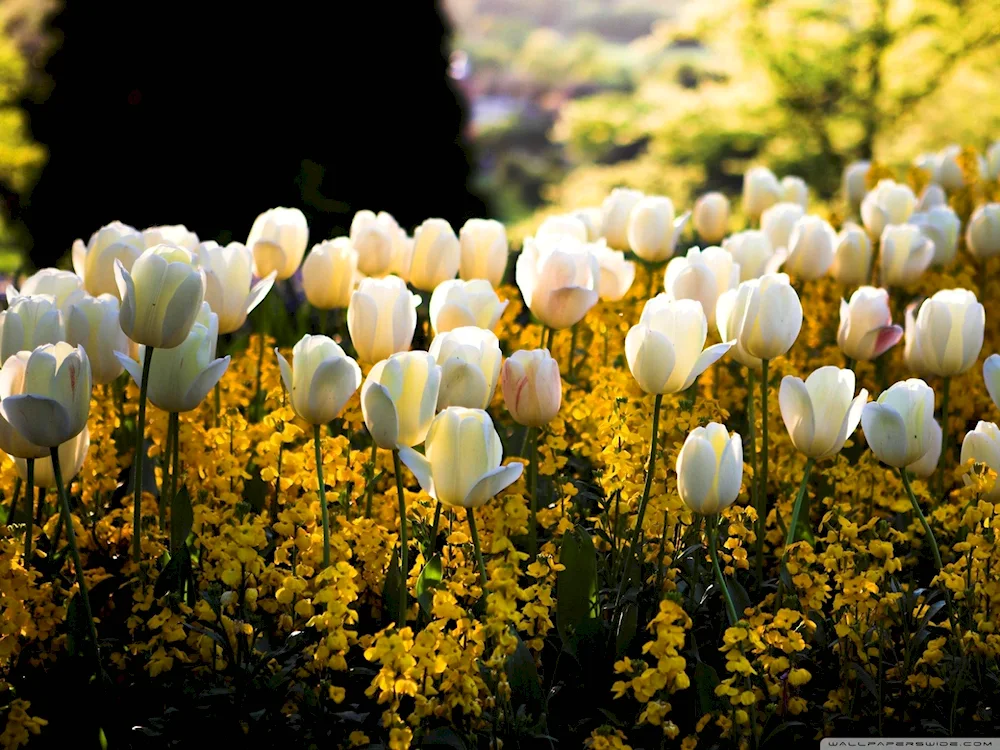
[967,203,1000,260]
[829,223,872,287]
[760,202,805,251]
[429,279,508,335]
[904,289,985,377]
[275,334,362,425]
[409,218,460,292]
[247,206,309,281]
[72,220,145,298]
[515,234,599,330]
[692,192,730,244]
[537,214,589,243]
[861,179,916,239]
[779,366,868,460]
[916,183,947,213]
[500,348,561,427]
[0,295,64,364]
[459,218,508,288]
[7,269,85,318]
[984,354,1000,412]
[781,176,809,208]
[909,206,961,266]
[727,273,802,361]
[592,242,636,301]
[742,166,782,222]
[197,240,276,333]
[836,286,903,362]
[347,275,421,363]
[66,293,131,385]
[960,421,1000,499]
[722,230,785,281]
[301,238,358,311]
[14,427,89,489]
[676,423,743,515]
[361,351,441,449]
[662,245,740,326]
[429,326,502,410]
[350,209,395,277]
[879,224,934,287]
[601,187,645,251]
[626,195,689,262]
[861,378,936,468]
[784,215,836,280]
[143,224,199,250]
[843,161,870,211]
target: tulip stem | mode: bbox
[7,476,20,527]
[567,324,578,381]
[527,426,539,558]
[937,376,951,496]
[428,500,442,557]
[23,461,32,565]
[617,393,663,591]
[393,449,409,624]
[466,507,488,591]
[867,238,880,287]
[213,382,221,429]
[707,517,738,626]
[745,369,758,552]
[754,360,770,587]
[169,413,179,532]
[251,331,266,422]
[159,412,178,529]
[783,458,815,553]
[314,424,330,569]
[51,443,102,675]
[132,346,154,564]
[364,438,377,518]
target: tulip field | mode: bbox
[2,153,1000,749]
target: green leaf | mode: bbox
[846,661,879,701]
[170,485,194,553]
[557,524,599,650]
[694,660,721,714]
[416,554,443,616]
[382,547,402,626]
[728,577,752,621]
[155,545,192,599]
[504,629,545,730]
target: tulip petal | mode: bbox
[398,446,435,497]
[961,302,985,373]
[362,381,399,450]
[183,357,231,413]
[677,435,718,513]
[0,393,73,448]
[72,239,86,278]
[861,402,908,467]
[462,463,524,509]
[307,356,361,423]
[870,324,903,359]
[715,435,744,511]
[985,354,1000,410]
[779,376,816,457]
[625,325,675,395]
[246,272,277,316]
[681,340,733,391]
[275,350,293,394]
[821,389,868,460]
[115,260,136,334]
[160,271,207,349]
[114,351,144,386]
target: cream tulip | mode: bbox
[626,195,689,263]
[932,145,966,191]
[536,214,588,243]
[570,208,603,241]
[601,188,644,250]
[592,243,636,301]
[350,209,394,277]
[625,295,733,395]
[861,180,916,239]
[916,183,947,213]
[398,407,523,509]
[829,223,872,287]
[742,166,782,222]
[72,220,145,298]
[779,366,867,460]
[429,326,502,410]
[197,240,276,332]
[429,279,507,335]
[0,342,91,447]
[196,302,219,359]
[861,378,936,468]
[781,176,809,208]
[7,269,85,317]
[843,161,870,211]
[966,203,1000,260]
[663,245,739,326]
[387,229,415,281]
[361,351,441,449]
[515,235,599,330]
[676,423,743,515]
[692,192,730,244]
[910,206,961,266]
[66,294,130,385]
[247,206,309,281]
[143,224,199,250]
[960,421,1000,498]
[409,218,460,292]
[0,295,63,364]
[879,224,934,287]
[347,275,420,363]
[716,289,760,370]
[15,428,89,489]
[984,354,1000,412]
[722,230,785,281]
[500,348,561,428]
[784,215,836,280]
[728,273,802,361]
[459,218,508,288]
[906,289,984,377]
[760,202,805,251]
[115,243,206,349]
[987,141,1000,181]
[836,286,902,362]
[275,334,362,425]
[301,238,358,310]
[907,418,942,479]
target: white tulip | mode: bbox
[66,294,130,385]
[843,161,870,211]
[663,245,740,326]
[536,214,588,243]
[429,326,502,410]
[592,242,636,301]
[692,192,730,244]
[143,224,199,250]
[601,188,645,250]
[760,202,805,251]
[932,145,966,191]
[966,204,1000,260]
[14,427,89,488]
[727,273,802,361]
[7,269,85,318]
[986,141,1000,181]
[459,218,508,288]
[861,179,916,239]
[907,418,942,479]
[275,335,362,425]
[984,354,1000,412]
[301,238,358,310]
[72,221,145,298]
[347,275,420,363]
[742,166,782,222]
[784,215,836,280]
[961,421,1000,498]
[779,366,867,460]
[429,279,507,335]
[197,240,275,332]
[408,218,460,292]
[861,378,936,468]
[836,286,902,362]
[626,195,689,262]
[361,351,441,449]
[879,224,933,286]
[0,295,63,364]
[916,183,947,213]
[781,176,809,208]
[516,234,599,330]
[829,223,872,287]
[350,209,394,277]
[676,423,743,515]
[501,349,562,427]
[909,206,961,266]
[247,207,309,281]
[722,230,785,281]
[906,289,984,378]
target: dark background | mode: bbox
[22,0,487,267]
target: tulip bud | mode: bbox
[429,279,507,335]
[275,334,362,425]
[601,188,644,250]
[626,195,688,262]
[906,289,984,377]
[625,295,733,394]
[843,161,870,211]
[302,238,358,310]
[742,166,782,222]
[398,407,523,509]
[984,354,1000,412]
[836,286,902,362]
[760,202,805,251]
[932,145,966,191]
[0,342,91,447]
[966,203,1000,260]
[66,294,130,385]
[429,326,502,410]
[692,192,730,244]
[350,209,394,277]
[663,246,739,326]
[72,221,145,298]
[907,418,942,479]
[409,218,460,292]
[347,275,420,363]
[861,378,936,468]
[916,183,947,213]
[459,218,508,288]
[142,224,199,251]
[829,223,872,287]
[386,223,415,281]
[781,176,809,208]
[7,269,85,319]
[784,216,836,280]
[501,349,561,427]
[571,208,603,241]
[197,241,276,333]
[716,288,760,371]
[516,235,599,330]
[861,180,916,239]
[115,244,206,349]
[728,273,802,361]
[15,428,89,489]
[592,242,636,301]
[0,295,64,364]
[879,224,933,287]
[676,423,743,515]
[537,214,589,243]
[247,207,309,281]
[909,206,961,266]
[960,421,1000,499]
[779,366,867,460]
[722,230,784,281]
[361,350,441,449]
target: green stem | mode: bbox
[314,424,330,569]
[567,323,578,381]
[132,346,154,564]
[159,412,176,529]
[467,507,488,590]
[783,458,815,552]
[51,443,102,674]
[899,469,943,571]
[688,517,701,610]
[527,426,539,558]
[867,238,880,287]
[170,413,179,528]
[320,307,330,337]
[428,500,442,557]
[7,476,21,526]
[617,393,663,589]
[23,460,33,565]
[755,359,770,586]
[937,376,951,496]
[364,437,377,518]
[213,382,221,429]
[393,449,409,624]
[708,518,739,626]
[252,330,267,422]
[539,324,549,350]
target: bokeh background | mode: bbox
[0,0,997,270]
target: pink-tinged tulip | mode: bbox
[836,286,902,362]
[515,235,599,330]
[501,349,561,428]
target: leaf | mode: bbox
[728,577,752,620]
[846,661,879,700]
[504,629,545,731]
[694,660,721,714]
[557,524,599,651]
[416,554,443,616]
[382,547,402,626]
[155,545,192,599]
[614,602,638,659]
[243,465,268,515]
[420,726,468,749]
[762,720,808,747]
[170,485,194,552]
